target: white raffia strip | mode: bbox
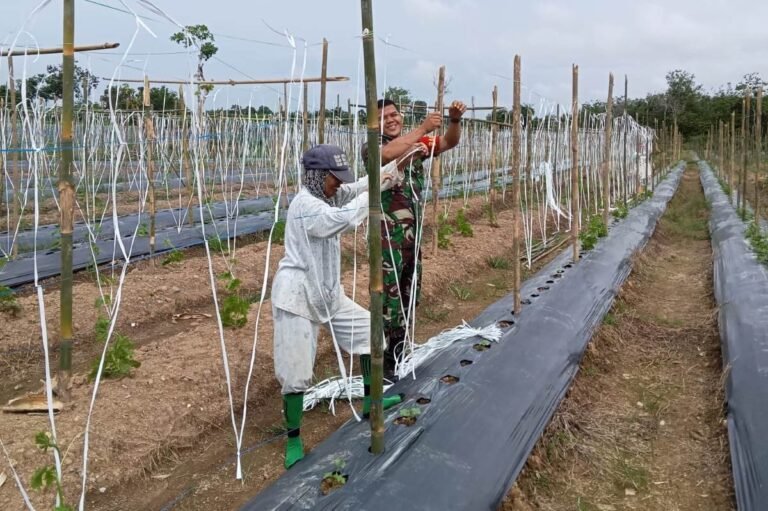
[303,376,394,414]
[396,321,503,380]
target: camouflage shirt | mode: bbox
[363,135,426,250]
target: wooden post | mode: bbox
[755,87,762,224]
[302,82,309,151]
[347,98,354,161]
[318,38,329,144]
[58,0,76,401]
[602,73,614,227]
[719,120,724,177]
[622,75,628,205]
[143,76,157,258]
[742,91,750,214]
[431,65,445,256]
[571,64,579,262]
[511,55,522,314]
[652,118,658,190]
[360,0,385,454]
[489,86,499,226]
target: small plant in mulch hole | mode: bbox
[460,359,473,367]
[473,339,493,351]
[440,374,460,384]
[394,406,422,426]
[320,458,348,495]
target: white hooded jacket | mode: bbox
[271,177,369,323]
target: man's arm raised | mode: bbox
[380,112,442,164]
[438,100,467,153]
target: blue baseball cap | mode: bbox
[301,144,355,183]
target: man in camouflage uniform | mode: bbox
[366,98,467,377]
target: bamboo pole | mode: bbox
[179,86,194,226]
[571,65,580,262]
[1,42,119,57]
[652,118,658,191]
[58,0,75,402]
[360,0,385,454]
[302,82,309,151]
[489,86,499,226]
[755,87,762,224]
[622,75,628,206]
[431,66,445,256]
[144,76,157,258]
[742,91,750,215]
[719,120,724,177]
[318,38,329,144]
[602,73,614,227]
[511,55,522,314]
[8,57,19,258]
[111,76,349,86]
[730,111,736,203]
[347,98,354,159]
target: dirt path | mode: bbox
[505,165,734,510]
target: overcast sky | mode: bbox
[2,0,767,113]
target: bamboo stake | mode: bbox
[143,76,156,258]
[571,64,579,262]
[511,55,522,314]
[179,86,194,226]
[622,75,628,205]
[719,120,724,178]
[360,0,385,454]
[731,111,736,203]
[742,92,750,214]
[318,38,329,144]
[755,87,762,224]
[58,0,75,401]
[431,65,445,256]
[302,82,309,151]
[1,42,119,57]
[602,73,614,227]
[111,76,349,86]
[347,98,354,159]
[489,87,499,226]
[8,56,18,258]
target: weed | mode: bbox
[603,313,616,326]
[162,249,184,265]
[486,255,510,269]
[320,458,347,495]
[207,235,228,254]
[579,215,607,251]
[449,282,471,301]
[271,220,286,245]
[0,284,21,316]
[398,406,421,419]
[613,456,649,492]
[94,315,110,343]
[219,272,251,328]
[88,333,141,381]
[437,212,453,249]
[30,431,73,511]
[136,223,149,237]
[612,203,629,219]
[455,208,473,237]
[745,222,768,265]
[421,306,448,322]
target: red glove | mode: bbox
[420,135,441,155]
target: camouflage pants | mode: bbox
[382,245,422,350]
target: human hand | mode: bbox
[380,160,403,191]
[420,112,442,133]
[448,100,466,120]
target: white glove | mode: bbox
[380,160,404,192]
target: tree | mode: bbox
[136,85,180,111]
[170,24,218,111]
[100,84,141,110]
[383,86,412,108]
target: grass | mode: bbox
[745,222,768,265]
[437,212,453,249]
[162,249,184,265]
[486,255,511,269]
[455,208,473,237]
[270,220,286,245]
[448,282,472,301]
[661,183,710,240]
[421,305,449,322]
[612,455,649,492]
[602,313,617,325]
[0,284,21,316]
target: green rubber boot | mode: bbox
[283,393,304,469]
[361,355,403,417]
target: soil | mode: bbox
[319,472,347,496]
[0,190,565,511]
[503,165,735,510]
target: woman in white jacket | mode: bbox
[271,144,402,469]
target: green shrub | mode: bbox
[455,208,473,237]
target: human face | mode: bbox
[323,173,342,198]
[379,104,403,138]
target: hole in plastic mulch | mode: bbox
[551,274,562,279]
[531,293,540,298]
[521,299,532,305]
[394,415,418,427]
[473,341,492,352]
[440,374,460,384]
[459,359,473,367]
[546,280,555,284]
[320,472,349,495]
[556,269,565,274]
[537,286,550,291]
[564,264,573,268]
[497,320,514,328]
[416,397,432,405]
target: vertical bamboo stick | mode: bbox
[318,38,328,144]
[511,55,522,314]
[8,57,19,258]
[144,76,157,258]
[431,66,445,256]
[360,0,385,454]
[602,73,614,227]
[622,75,628,205]
[570,64,579,262]
[489,86,498,226]
[755,87,762,223]
[58,0,76,401]
[347,98,354,161]
[302,82,309,151]
[742,92,750,214]
[178,86,193,226]
[730,111,736,203]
